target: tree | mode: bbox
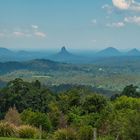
[4,106,22,126]
[82,94,108,114]
[0,79,56,117]
[32,80,41,89]
[58,88,81,113]
[122,84,140,97]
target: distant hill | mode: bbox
[126,48,140,56]
[96,47,121,57]
[0,48,49,62]
[0,47,16,61]
[0,47,13,55]
[0,59,82,74]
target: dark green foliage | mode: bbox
[0,78,56,118]
[82,94,108,114]
[32,80,41,89]
[122,84,140,97]
[111,84,140,100]
[58,88,81,113]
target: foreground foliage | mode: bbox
[0,79,140,140]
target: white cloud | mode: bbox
[13,31,32,38]
[0,25,47,38]
[112,0,131,10]
[124,16,140,25]
[34,32,46,38]
[31,25,39,29]
[13,31,25,37]
[112,0,140,11]
[107,22,125,28]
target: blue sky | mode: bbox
[0,0,140,51]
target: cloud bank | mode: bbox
[112,0,140,11]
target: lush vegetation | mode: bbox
[0,78,140,139]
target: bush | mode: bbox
[98,136,115,140]
[0,122,17,137]
[78,125,93,140]
[18,125,39,138]
[53,128,77,140]
[21,109,52,131]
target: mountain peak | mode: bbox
[51,46,76,62]
[97,47,121,56]
[60,46,69,54]
[58,46,70,55]
[61,46,66,52]
[127,48,140,56]
[104,47,119,51]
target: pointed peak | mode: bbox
[59,46,70,54]
[61,46,67,52]
[54,46,74,58]
[61,46,66,50]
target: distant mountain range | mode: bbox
[0,46,140,63]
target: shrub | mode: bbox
[21,109,52,131]
[77,125,93,140]
[0,122,17,137]
[98,136,115,140]
[18,125,38,138]
[53,128,77,140]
